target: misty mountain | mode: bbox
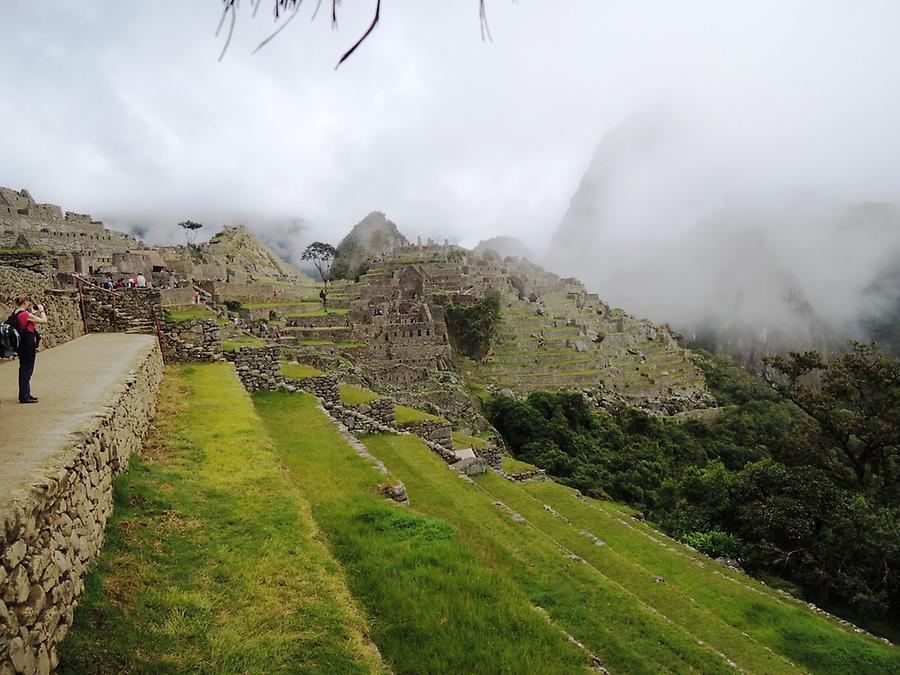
[546,112,900,362]
[472,236,534,261]
[331,211,409,280]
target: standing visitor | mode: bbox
[136,272,147,288]
[12,295,48,404]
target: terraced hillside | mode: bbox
[62,363,898,672]
[464,289,709,409]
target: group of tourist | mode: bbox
[101,272,148,290]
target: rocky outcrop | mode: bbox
[0,342,163,673]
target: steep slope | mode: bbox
[472,235,534,260]
[204,224,310,280]
[546,113,900,364]
[332,211,409,280]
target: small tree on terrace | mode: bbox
[178,220,203,247]
[301,241,337,311]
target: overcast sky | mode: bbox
[3,1,900,259]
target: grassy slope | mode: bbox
[393,405,444,425]
[339,384,383,405]
[253,391,591,674]
[59,364,384,674]
[361,433,900,675]
[282,361,325,379]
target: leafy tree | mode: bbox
[301,241,337,310]
[444,290,501,359]
[765,342,900,498]
[178,220,203,246]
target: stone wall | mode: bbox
[158,288,196,307]
[79,285,161,334]
[227,346,282,392]
[199,282,275,304]
[295,375,340,406]
[0,343,163,674]
[398,419,453,454]
[346,397,395,425]
[160,320,223,363]
[0,265,84,350]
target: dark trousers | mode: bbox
[17,333,37,402]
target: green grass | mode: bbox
[339,384,384,405]
[281,361,325,380]
[451,431,491,450]
[253,392,591,673]
[221,336,265,352]
[393,405,445,425]
[359,433,900,675]
[501,455,538,472]
[59,364,384,674]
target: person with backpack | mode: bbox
[11,295,48,404]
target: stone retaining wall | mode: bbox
[344,398,395,426]
[399,419,453,454]
[160,319,223,363]
[295,375,339,406]
[227,346,282,392]
[497,467,548,482]
[0,266,84,350]
[0,343,163,674]
[79,285,161,334]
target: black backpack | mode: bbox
[0,310,23,357]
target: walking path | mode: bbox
[0,333,158,500]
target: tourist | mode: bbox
[114,279,125,289]
[104,275,114,289]
[136,272,147,288]
[12,294,48,404]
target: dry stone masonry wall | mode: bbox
[160,319,223,363]
[227,346,283,392]
[0,343,163,674]
[0,266,84,350]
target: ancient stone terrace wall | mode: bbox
[158,288,197,307]
[200,282,275,304]
[160,320,223,363]
[0,342,163,674]
[226,346,282,392]
[295,375,340,406]
[0,265,84,350]
[80,286,162,335]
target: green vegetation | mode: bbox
[444,290,501,359]
[451,430,491,450]
[59,364,383,673]
[281,361,324,379]
[222,336,265,352]
[500,455,537,473]
[394,404,445,425]
[359,432,898,674]
[339,384,383,405]
[254,392,591,673]
[489,344,900,632]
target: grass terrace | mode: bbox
[253,392,590,673]
[339,384,384,405]
[393,404,445,425]
[451,431,491,450]
[59,364,383,673]
[500,455,539,473]
[222,336,266,352]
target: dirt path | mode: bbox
[0,333,158,501]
